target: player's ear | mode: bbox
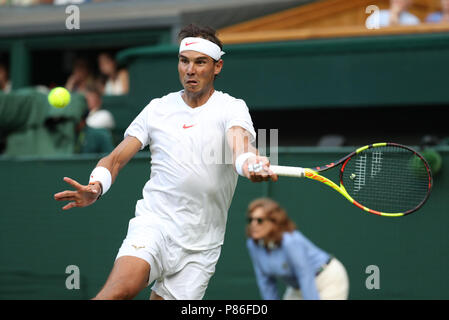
[214,59,223,76]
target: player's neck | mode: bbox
[182,87,215,108]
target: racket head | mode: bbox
[339,142,432,217]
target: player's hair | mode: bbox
[246,198,297,245]
[177,23,223,51]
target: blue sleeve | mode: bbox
[247,240,280,300]
[426,13,441,23]
[283,235,320,300]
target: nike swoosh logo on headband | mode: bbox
[185,42,198,46]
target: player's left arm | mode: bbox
[226,126,277,183]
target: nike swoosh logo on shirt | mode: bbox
[183,124,195,129]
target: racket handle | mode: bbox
[270,165,305,178]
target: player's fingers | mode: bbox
[55,196,77,202]
[63,177,83,190]
[269,172,278,182]
[250,172,263,182]
[62,202,77,210]
[54,190,77,200]
[85,184,99,195]
[258,172,269,180]
[262,160,271,172]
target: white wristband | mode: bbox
[89,166,112,196]
[235,152,256,176]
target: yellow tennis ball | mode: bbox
[48,87,71,108]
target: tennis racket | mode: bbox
[270,142,432,217]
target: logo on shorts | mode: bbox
[132,245,145,250]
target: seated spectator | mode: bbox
[84,85,115,130]
[98,52,129,95]
[366,0,420,29]
[0,63,11,93]
[65,57,96,94]
[426,0,449,23]
[75,110,115,154]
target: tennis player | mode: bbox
[246,198,349,300]
[54,24,277,300]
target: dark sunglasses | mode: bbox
[247,217,270,225]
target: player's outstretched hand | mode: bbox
[244,156,278,183]
[54,177,101,210]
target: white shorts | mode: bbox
[282,257,349,300]
[115,215,221,300]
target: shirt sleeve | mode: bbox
[283,234,320,300]
[225,99,256,143]
[426,13,441,23]
[247,239,280,300]
[124,101,153,150]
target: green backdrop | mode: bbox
[0,146,448,300]
[117,32,449,113]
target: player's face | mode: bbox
[178,51,223,95]
[248,207,275,240]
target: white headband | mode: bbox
[179,37,225,61]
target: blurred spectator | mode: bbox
[75,109,115,154]
[65,57,96,94]
[426,0,449,23]
[98,52,129,95]
[0,63,11,93]
[84,85,115,130]
[366,0,420,29]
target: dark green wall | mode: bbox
[106,33,449,147]
[1,147,448,299]
[118,32,449,113]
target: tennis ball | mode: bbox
[409,149,442,177]
[48,87,71,108]
[421,149,442,176]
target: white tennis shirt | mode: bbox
[124,90,256,250]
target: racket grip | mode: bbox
[270,165,305,178]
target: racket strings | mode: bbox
[342,146,430,214]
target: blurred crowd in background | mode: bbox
[0,49,128,155]
[366,0,449,26]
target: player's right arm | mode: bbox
[54,136,142,210]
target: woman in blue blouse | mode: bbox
[246,198,349,300]
[426,0,449,23]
